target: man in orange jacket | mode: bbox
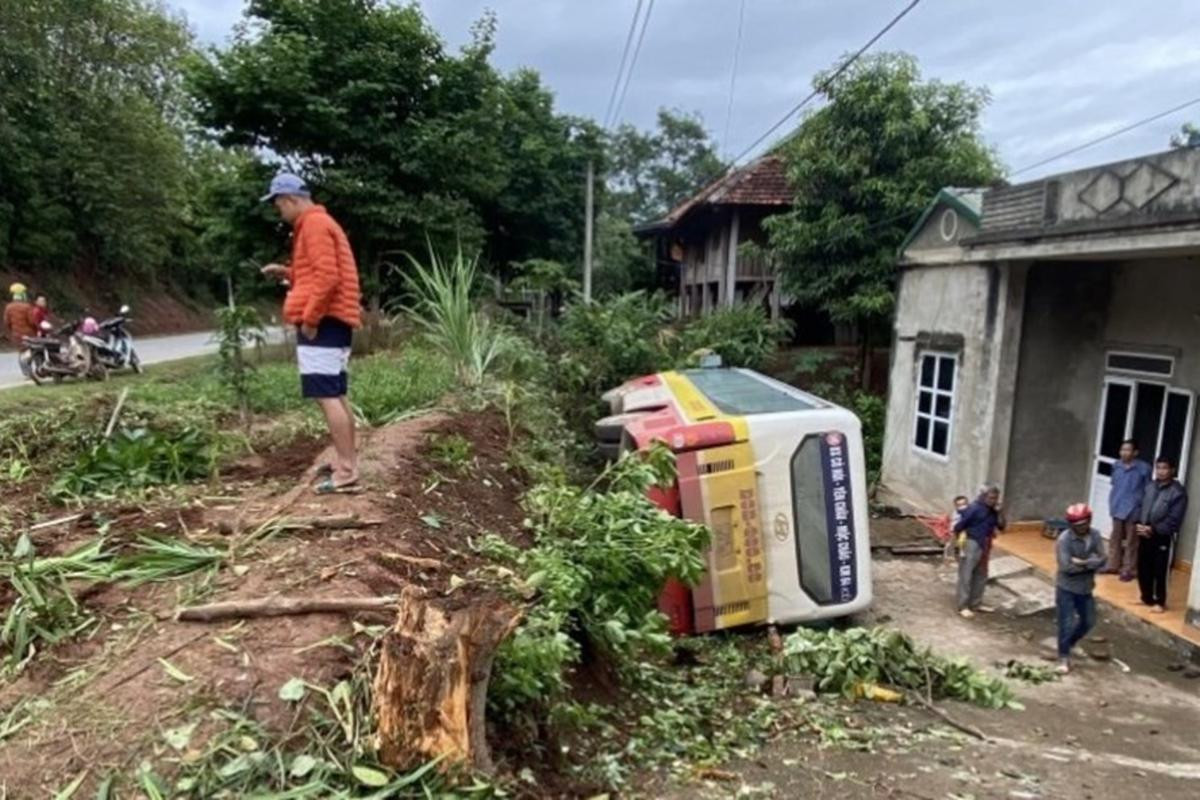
[260,173,363,493]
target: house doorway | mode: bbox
[1088,374,1193,537]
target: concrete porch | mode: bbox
[996,525,1200,649]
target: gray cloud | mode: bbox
[169,0,1200,179]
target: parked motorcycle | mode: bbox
[79,305,142,374]
[19,320,105,384]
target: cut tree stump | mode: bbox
[373,585,522,774]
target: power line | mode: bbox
[602,0,645,130]
[610,0,656,129]
[727,0,924,168]
[1009,95,1200,178]
[721,0,748,158]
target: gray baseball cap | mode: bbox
[260,172,311,202]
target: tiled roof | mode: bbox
[645,156,794,232]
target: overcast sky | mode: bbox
[169,0,1200,180]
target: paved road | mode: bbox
[0,328,284,389]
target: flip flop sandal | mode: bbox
[313,477,362,495]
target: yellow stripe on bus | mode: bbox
[662,371,750,441]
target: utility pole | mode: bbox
[583,159,595,303]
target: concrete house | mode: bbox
[635,155,792,319]
[879,147,1200,634]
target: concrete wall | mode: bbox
[1007,256,1200,565]
[1005,263,1111,519]
[880,262,1021,510]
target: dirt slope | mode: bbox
[0,410,528,795]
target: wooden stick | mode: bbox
[177,595,399,622]
[28,513,84,532]
[104,387,130,439]
[913,696,988,741]
[279,514,382,530]
[382,552,444,570]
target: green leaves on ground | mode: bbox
[783,626,1019,709]
[52,427,214,498]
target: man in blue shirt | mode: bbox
[1102,439,1151,581]
[953,485,1007,618]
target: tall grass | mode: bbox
[398,247,512,386]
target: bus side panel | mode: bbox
[746,413,873,624]
[681,443,769,632]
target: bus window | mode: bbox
[790,432,858,605]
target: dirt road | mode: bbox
[663,555,1200,799]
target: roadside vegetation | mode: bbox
[0,250,1022,797]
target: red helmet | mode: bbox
[1065,503,1093,523]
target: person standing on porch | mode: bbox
[953,485,1006,619]
[1136,458,1187,613]
[1055,503,1106,674]
[1102,439,1150,581]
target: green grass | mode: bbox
[0,342,456,501]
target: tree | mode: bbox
[0,0,193,279]
[596,109,724,295]
[187,1,597,306]
[764,53,1001,383]
[608,109,725,223]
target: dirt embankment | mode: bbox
[0,410,531,795]
[1,267,215,345]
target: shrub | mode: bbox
[555,292,674,398]
[52,427,214,498]
[213,303,267,422]
[672,304,792,370]
[484,444,710,724]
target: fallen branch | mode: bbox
[176,595,399,622]
[912,695,988,741]
[280,513,382,530]
[219,514,381,536]
[28,513,85,532]
[382,552,444,571]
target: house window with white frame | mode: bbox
[914,352,957,457]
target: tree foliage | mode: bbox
[595,109,724,294]
[187,1,601,300]
[608,109,725,224]
[765,53,1001,326]
[0,0,193,278]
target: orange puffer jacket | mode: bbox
[283,205,362,329]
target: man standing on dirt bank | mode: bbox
[259,173,363,494]
[1055,503,1106,674]
[1136,457,1187,613]
[953,485,1006,619]
[1102,439,1150,581]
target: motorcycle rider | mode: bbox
[30,294,50,329]
[4,283,37,346]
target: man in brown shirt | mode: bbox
[4,283,36,345]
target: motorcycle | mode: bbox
[80,304,142,374]
[19,320,105,384]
